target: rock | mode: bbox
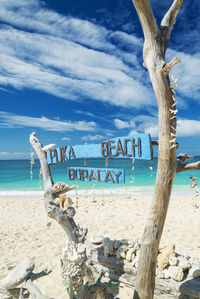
[90,236,104,244]
[116,245,127,259]
[192,269,200,278]
[168,266,184,282]
[102,238,114,257]
[113,240,121,249]
[0,259,35,289]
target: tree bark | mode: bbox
[131,1,183,298]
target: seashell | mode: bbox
[113,240,121,249]
[168,266,184,282]
[90,236,104,244]
[102,238,114,257]
[60,195,73,211]
[169,256,178,266]
[177,256,192,271]
[42,144,55,152]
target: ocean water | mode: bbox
[0,157,200,195]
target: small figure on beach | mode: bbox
[189,176,197,189]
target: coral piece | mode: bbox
[102,238,114,257]
[177,256,192,271]
[126,248,136,262]
[168,266,184,282]
[61,240,85,296]
[169,256,178,266]
[157,244,175,270]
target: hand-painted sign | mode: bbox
[47,134,152,165]
[68,167,125,184]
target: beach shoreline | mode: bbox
[0,191,200,298]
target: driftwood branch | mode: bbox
[161,0,183,42]
[162,57,181,74]
[177,161,200,173]
[0,260,52,299]
[29,132,83,243]
[132,0,158,40]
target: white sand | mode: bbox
[0,190,200,298]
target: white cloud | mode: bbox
[143,118,200,137]
[0,1,155,109]
[114,118,135,129]
[61,137,71,141]
[177,119,200,137]
[0,151,30,159]
[82,134,105,141]
[0,111,97,132]
[166,49,200,102]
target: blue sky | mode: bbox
[0,0,200,159]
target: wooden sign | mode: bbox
[68,167,125,184]
[46,134,152,165]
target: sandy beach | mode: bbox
[0,190,200,298]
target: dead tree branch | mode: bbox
[30,132,84,243]
[131,1,183,298]
[161,0,183,43]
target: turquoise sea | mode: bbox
[0,157,200,195]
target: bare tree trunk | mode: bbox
[131,1,183,298]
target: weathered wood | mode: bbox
[0,260,35,290]
[30,132,81,243]
[85,244,185,299]
[47,134,152,164]
[131,0,183,298]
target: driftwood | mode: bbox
[130,1,191,298]
[0,260,52,299]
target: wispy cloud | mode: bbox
[114,118,135,129]
[0,0,155,109]
[82,134,105,141]
[0,111,97,132]
[61,137,71,141]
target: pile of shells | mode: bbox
[90,237,200,283]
